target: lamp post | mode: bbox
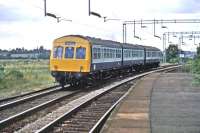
[88,0,101,17]
[123,23,127,44]
[44,0,47,16]
[89,0,90,16]
[43,0,72,22]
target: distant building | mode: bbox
[10,53,40,59]
[0,52,9,57]
[0,50,50,59]
[179,51,196,59]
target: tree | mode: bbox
[166,44,179,62]
[197,46,200,58]
[39,46,44,52]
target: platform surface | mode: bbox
[102,73,200,133]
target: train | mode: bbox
[50,35,162,87]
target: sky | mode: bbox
[1,0,200,51]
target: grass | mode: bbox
[0,59,55,98]
[183,58,200,86]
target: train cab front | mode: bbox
[50,36,91,87]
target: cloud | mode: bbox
[0,0,200,51]
[0,0,43,23]
[0,4,24,22]
[175,0,200,13]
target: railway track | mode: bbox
[0,89,92,133]
[0,64,172,107]
[0,65,181,133]
[44,81,134,133]
[0,86,74,121]
[35,65,180,133]
[0,85,61,106]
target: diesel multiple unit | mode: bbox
[50,35,162,87]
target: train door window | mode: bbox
[111,49,113,58]
[126,50,129,58]
[112,49,115,58]
[128,50,131,58]
[124,49,127,58]
[116,49,120,58]
[135,50,138,57]
[53,47,57,58]
[132,50,135,57]
[119,50,122,58]
[97,48,101,59]
[106,49,108,58]
[147,52,150,57]
[101,48,104,58]
[109,49,112,58]
[76,47,86,59]
[93,48,97,59]
[103,48,106,58]
[139,51,141,57]
[57,47,63,59]
[153,52,156,57]
[65,47,74,58]
[135,51,138,57]
[111,49,112,58]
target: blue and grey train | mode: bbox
[50,35,162,86]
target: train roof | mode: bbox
[85,36,122,47]
[55,35,161,51]
[123,43,145,49]
[143,45,161,51]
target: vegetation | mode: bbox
[0,46,50,59]
[166,44,180,63]
[183,46,200,85]
[0,59,54,98]
[191,58,200,85]
[197,46,200,58]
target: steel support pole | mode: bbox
[163,34,165,63]
[44,0,47,16]
[89,0,91,16]
[124,24,127,43]
[123,24,124,44]
[163,33,166,63]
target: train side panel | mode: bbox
[144,46,161,67]
[91,44,122,71]
[122,44,145,71]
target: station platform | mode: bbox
[102,72,200,133]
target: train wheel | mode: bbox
[61,83,65,88]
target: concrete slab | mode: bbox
[151,73,200,133]
[102,72,200,133]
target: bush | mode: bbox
[0,65,5,82]
[192,58,200,84]
[169,57,180,64]
[192,58,200,73]
[6,70,24,80]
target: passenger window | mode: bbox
[65,47,74,58]
[76,47,86,59]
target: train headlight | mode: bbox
[54,65,58,70]
[51,71,57,77]
[80,66,83,72]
